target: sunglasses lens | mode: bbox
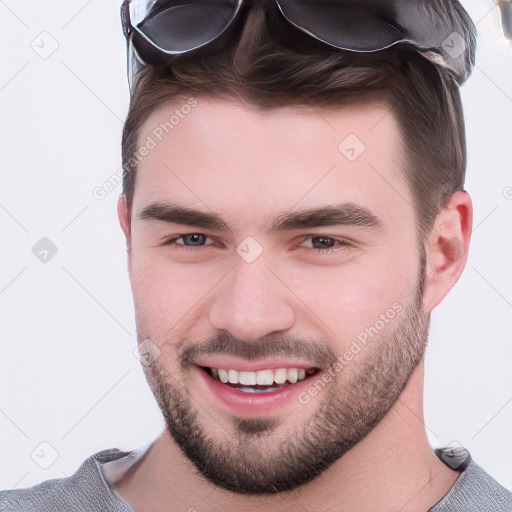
[277,0,404,51]
[137,0,239,55]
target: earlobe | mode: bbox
[422,191,473,312]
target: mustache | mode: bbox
[180,331,337,370]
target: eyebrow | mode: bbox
[138,203,384,233]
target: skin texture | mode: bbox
[116,98,473,511]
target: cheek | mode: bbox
[129,255,228,342]
[284,249,419,345]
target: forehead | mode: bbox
[132,97,410,228]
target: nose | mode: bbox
[208,256,295,341]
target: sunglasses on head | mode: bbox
[121,0,476,90]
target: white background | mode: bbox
[1,0,511,492]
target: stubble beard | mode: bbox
[142,273,429,495]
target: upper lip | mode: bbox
[194,355,320,372]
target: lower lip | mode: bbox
[195,366,319,416]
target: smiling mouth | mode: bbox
[200,366,320,393]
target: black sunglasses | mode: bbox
[121,0,476,90]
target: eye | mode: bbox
[165,233,215,250]
[300,235,352,254]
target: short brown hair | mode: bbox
[121,4,475,241]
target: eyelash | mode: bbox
[163,234,352,255]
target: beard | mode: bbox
[140,265,429,495]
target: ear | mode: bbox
[422,190,473,313]
[117,193,132,248]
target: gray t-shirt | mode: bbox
[1,445,510,511]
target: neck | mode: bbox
[116,361,460,512]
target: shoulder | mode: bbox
[431,450,511,512]
[0,449,134,512]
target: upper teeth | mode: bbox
[210,368,313,385]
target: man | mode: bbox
[1,0,510,511]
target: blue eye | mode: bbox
[163,234,351,255]
[165,233,215,251]
[179,234,209,246]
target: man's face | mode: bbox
[123,98,429,494]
